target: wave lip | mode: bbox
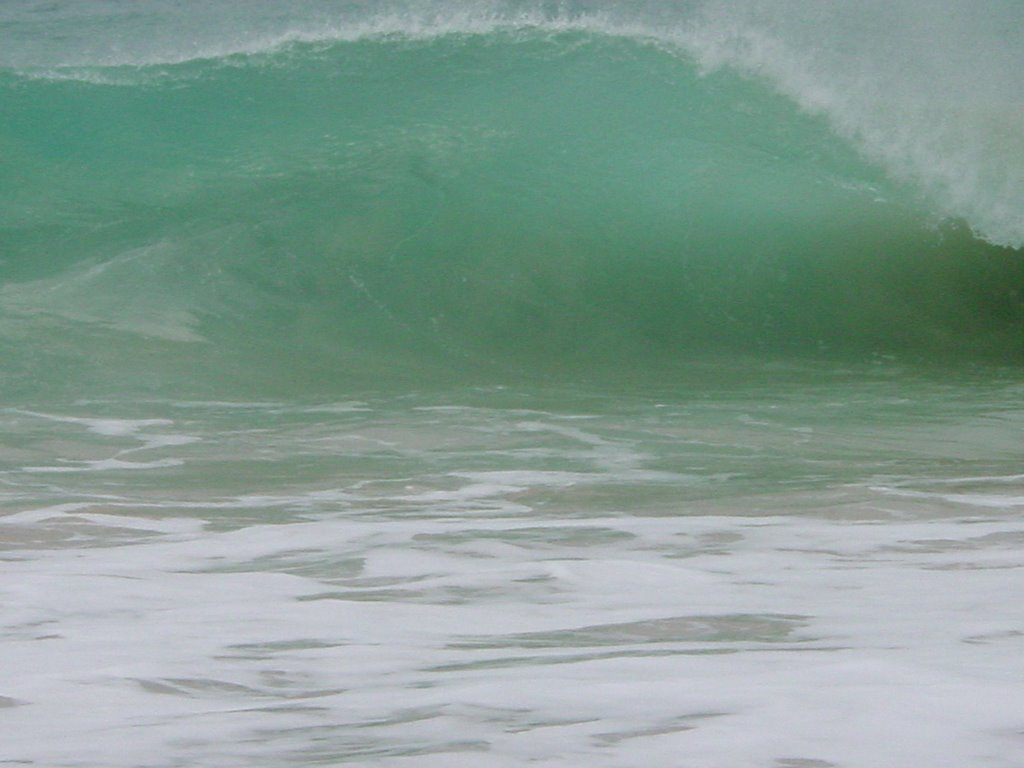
[4,2,1022,247]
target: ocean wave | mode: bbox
[1,16,1021,398]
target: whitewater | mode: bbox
[1,2,1023,766]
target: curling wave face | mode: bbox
[1,2,1021,398]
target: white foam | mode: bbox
[872,485,1024,509]
[673,1,1024,247]
[4,506,1024,766]
[22,457,185,473]
[11,409,173,436]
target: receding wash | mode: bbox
[1,2,1022,767]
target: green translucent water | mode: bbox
[2,30,1020,401]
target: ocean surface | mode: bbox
[1,2,1023,766]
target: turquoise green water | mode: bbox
[2,19,1021,399]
